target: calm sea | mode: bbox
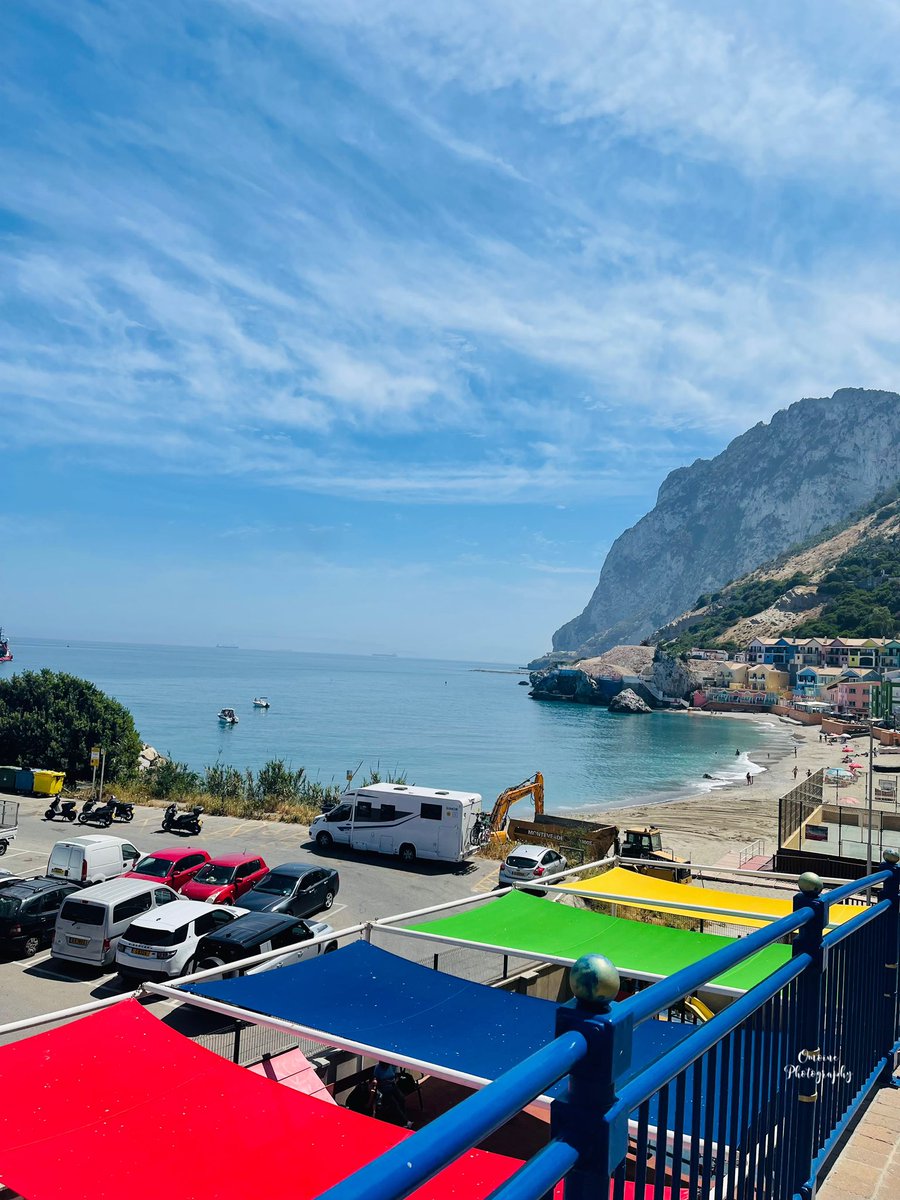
[8,638,794,812]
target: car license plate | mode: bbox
[131,948,152,957]
[67,936,89,946]
[50,867,65,876]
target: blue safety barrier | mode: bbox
[317,854,900,1200]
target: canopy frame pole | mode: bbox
[0,989,140,1038]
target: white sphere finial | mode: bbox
[569,954,620,1005]
[798,871,824,896]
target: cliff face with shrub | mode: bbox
[550,389,900,658]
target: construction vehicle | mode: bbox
[619,826,691,883]
[483,774,688,875]
[487,773,545,841]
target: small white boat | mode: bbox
[252,697,270,709]
[218,708,239,724]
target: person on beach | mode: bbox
[793,766,799,779]
[807,768,812,778]
[794,746,798,757]
[746,771,752,786]
[735,749,740,756]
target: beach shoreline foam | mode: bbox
[562,712,850,865]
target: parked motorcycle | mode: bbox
[78,798,114,828]
[45,797,78,822]
[107,795,134,823]
[162,803,203,836]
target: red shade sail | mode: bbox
[0,1001,527,1200]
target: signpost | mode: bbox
[90,746,101,800]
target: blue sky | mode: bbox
[3,1,900,661]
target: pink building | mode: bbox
[826,679,875,715]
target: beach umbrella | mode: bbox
[848,761,864,769]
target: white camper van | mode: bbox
[310,783,483,865]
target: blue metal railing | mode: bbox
[317,857,900,1200]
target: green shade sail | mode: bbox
[405,890,790,993]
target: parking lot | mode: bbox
[0,792,500,1031]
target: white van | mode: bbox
[52,878,178,968]
[47,835,140,886]
[310,783,483,865]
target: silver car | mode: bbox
[498,844,568,888]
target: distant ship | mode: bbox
[216,644,239,650]
[0,629,11,664]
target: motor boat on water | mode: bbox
[0,628,12,664]
[218,708,239,724]
[252,697,270,709]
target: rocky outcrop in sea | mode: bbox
[608,688,651,713]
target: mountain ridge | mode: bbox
[550,388,900,658]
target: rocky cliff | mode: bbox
[551,389,900,657]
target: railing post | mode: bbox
[880,849,900,1079]
[551,954,631,1199]
[790,871,827,1200]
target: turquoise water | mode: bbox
[7,638,794,812]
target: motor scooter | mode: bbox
[162,803,203,836]
[78,798,114,828]
[45,797,78,822]
[107,795,134,822]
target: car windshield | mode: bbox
[132,856,172,878]
[505,855,538,869]
[194,864,236,885]
[0,896,21,918]
[254,872,298,896]
[124,924,186,947]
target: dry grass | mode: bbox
[99,782,320,826]
[475,837,520,861]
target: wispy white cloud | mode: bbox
[3,0,900,513]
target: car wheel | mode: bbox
[21,935,41,958]
[316,831,334,850]
[399,843,416,865]
[323,890,334,910]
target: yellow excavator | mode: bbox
[487,772,545,841]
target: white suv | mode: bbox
[116,899,247,982]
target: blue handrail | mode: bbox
[317,1031,587,1200]
[610,951,812,1121]
[623,905,813,1027]
[320,859,900,1200]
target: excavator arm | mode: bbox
[488,772,544,836]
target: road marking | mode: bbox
[14,950,52,967]
[324,902,347,918]
[226,822,252,838]
[470,870,500,894]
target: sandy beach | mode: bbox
[583,714,856,866]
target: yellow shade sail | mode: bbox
[559,866,862,930]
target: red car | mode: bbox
[181,853,269,904]
[123,848,211,892]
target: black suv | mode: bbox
[194,911,335,975]
[0,876,80,957]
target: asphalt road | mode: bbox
[0,792,500,1030]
